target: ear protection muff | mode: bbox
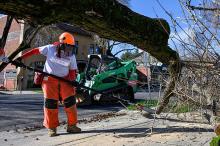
[60,43,66,51]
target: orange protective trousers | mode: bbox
[42,76,77,129]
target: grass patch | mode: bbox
[127,99,158,110]
[172,104,191,113]
[33,90,43,93]
[128,99,196,113]
[210,136,220,146]
[164,102,196,113]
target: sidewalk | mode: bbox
[0,110,215,146]
[0,90,42,95]
[0,91,157,96]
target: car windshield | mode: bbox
[99,59,117,73]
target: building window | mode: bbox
[89,44,95,54]
[95,45,101,54]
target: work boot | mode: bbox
[48,128,57,137]
[67,125,81,133]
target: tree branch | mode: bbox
[187,4,220,11]
[0,15,13,49]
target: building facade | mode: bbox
[0,16,23,90]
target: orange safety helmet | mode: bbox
[59,32,75,45]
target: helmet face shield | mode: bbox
[64,44,74,56]
[63,44,78,56]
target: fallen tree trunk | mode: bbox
[0,0,181,113]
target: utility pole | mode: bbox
[144,52,151,99]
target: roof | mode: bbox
[56,23,93,37]
[136,66,149,76]
[133,52,164,66]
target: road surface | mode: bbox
[0,94,124,132]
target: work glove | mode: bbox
[14,57,22,63]
[13,57,23,68]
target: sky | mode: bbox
[130,0,188,30]
[130,0,181,19]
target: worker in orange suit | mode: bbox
[16,32,81,136]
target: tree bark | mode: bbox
[0,15,13,49]
[0,0,181,113]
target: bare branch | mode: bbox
[186,3,220,11]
